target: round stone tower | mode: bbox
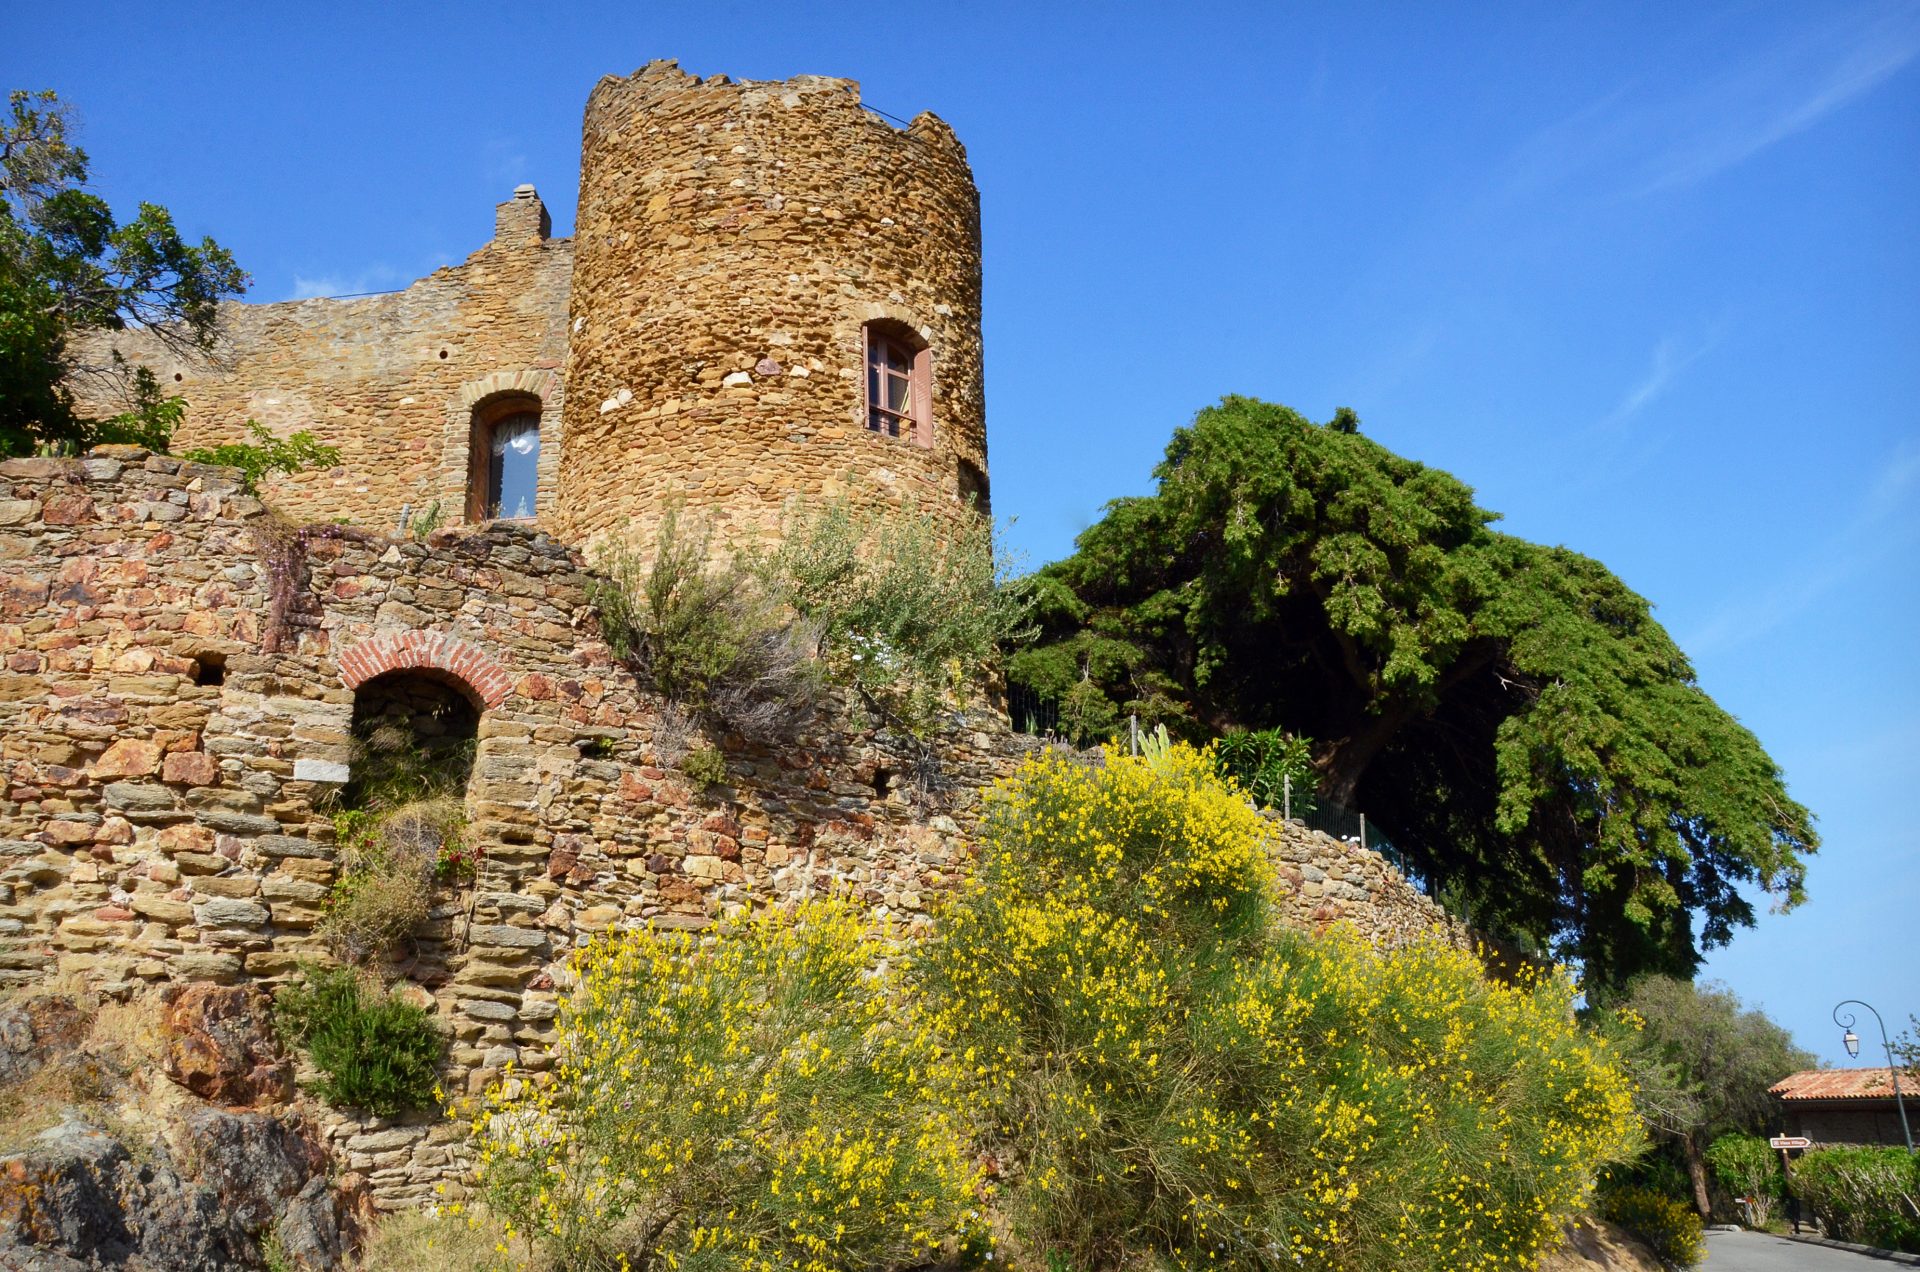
[553,61,988,552]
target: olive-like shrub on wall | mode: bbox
[468,899,988,1272]
[274,964,442,1117]
[917,743,1642,1271]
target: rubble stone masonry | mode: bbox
[0,452,1468,1205]
[70,61,988,563]
[70,187,572,536]
[554,61,989,552]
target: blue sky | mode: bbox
[11,1,1917,1066]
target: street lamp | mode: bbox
[1832,999,1915,1155]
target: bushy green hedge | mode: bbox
[1794,1145,1920,1253]
[1705,1133,1783,1227]
[275,964,442,1117]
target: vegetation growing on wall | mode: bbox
[1007,395,1817,988]
[592,499,1031,746]
[759,498,1033,739]
[274,964,442,1117]
[179,419,340,494]
[590,503,820,746]
[321,689,478,964]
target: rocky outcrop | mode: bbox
[0,1112,362,1271]
[1,1117,256,1270]
[0,997,89,1086]
[0,988,366,1271]
[160,985,292,1107]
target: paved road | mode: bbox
[1704,1229,1912,1269]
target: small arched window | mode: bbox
[863,321,931,446]
[467,397,541,521]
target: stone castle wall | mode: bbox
[68,189,572,535]
[0,452,1463,1206]
[68,60,990,564]
[553,60,988,551]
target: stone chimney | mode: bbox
[495,184,551,243]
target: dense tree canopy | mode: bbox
[1617,976,1815,1215]
[1,89,245,455]
[1009,396,1816,985]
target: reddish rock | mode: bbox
[161,750,219,786]
[40,821,93,845]
[160,984,293,1107]
[618,770,653,803]
[91,738,162,778]
[94,906,136,922]
[0,994,90,1084]
[40,491,95,525]
[547,836,581,880]
[156,822,215,854]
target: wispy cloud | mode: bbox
[1597,330,1721,432]
[1684,442,1920,655]
[483,135,532,187]
[285,264,412,301]
[1500,2,1920,203]
[1633,4,1920,195]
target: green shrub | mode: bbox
[274,964,442,1117]
[1600,1184,1705,1268]
[181,419,341,494]
[918,742,1642,1271]
[590,504,819,741]
[469,900,987,1272]
[680,741,727,789]
[1705,1133,1783,1227]
[1794,1145,1920,1252]
[1212,726,1318,816]
[760,498,1033,738]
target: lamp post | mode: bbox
[1833,999,1915,1154]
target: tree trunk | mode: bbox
[1315,705,1414,806]
[1684,1133,1713,1218]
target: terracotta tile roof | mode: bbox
[1770,1067,1919,1101]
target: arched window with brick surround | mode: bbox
[863,320,931,446]
[467,393,542,521]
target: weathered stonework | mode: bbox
[0,452,1466,1207]
[554,61,988,552]
[70,185,570,537]
[9,63,1475,1227]
[70,60,987,559]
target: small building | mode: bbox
[1770,1067,1917,1148]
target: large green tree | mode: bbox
[1619,976,1815,1217]
[1,89,246,455]
[1009,396,1816,985]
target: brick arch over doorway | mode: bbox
[337,631,513,709]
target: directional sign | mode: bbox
[1769,1136,1813,1149]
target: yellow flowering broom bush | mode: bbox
[917,744,1642,1271]
[469,899,986,1272]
